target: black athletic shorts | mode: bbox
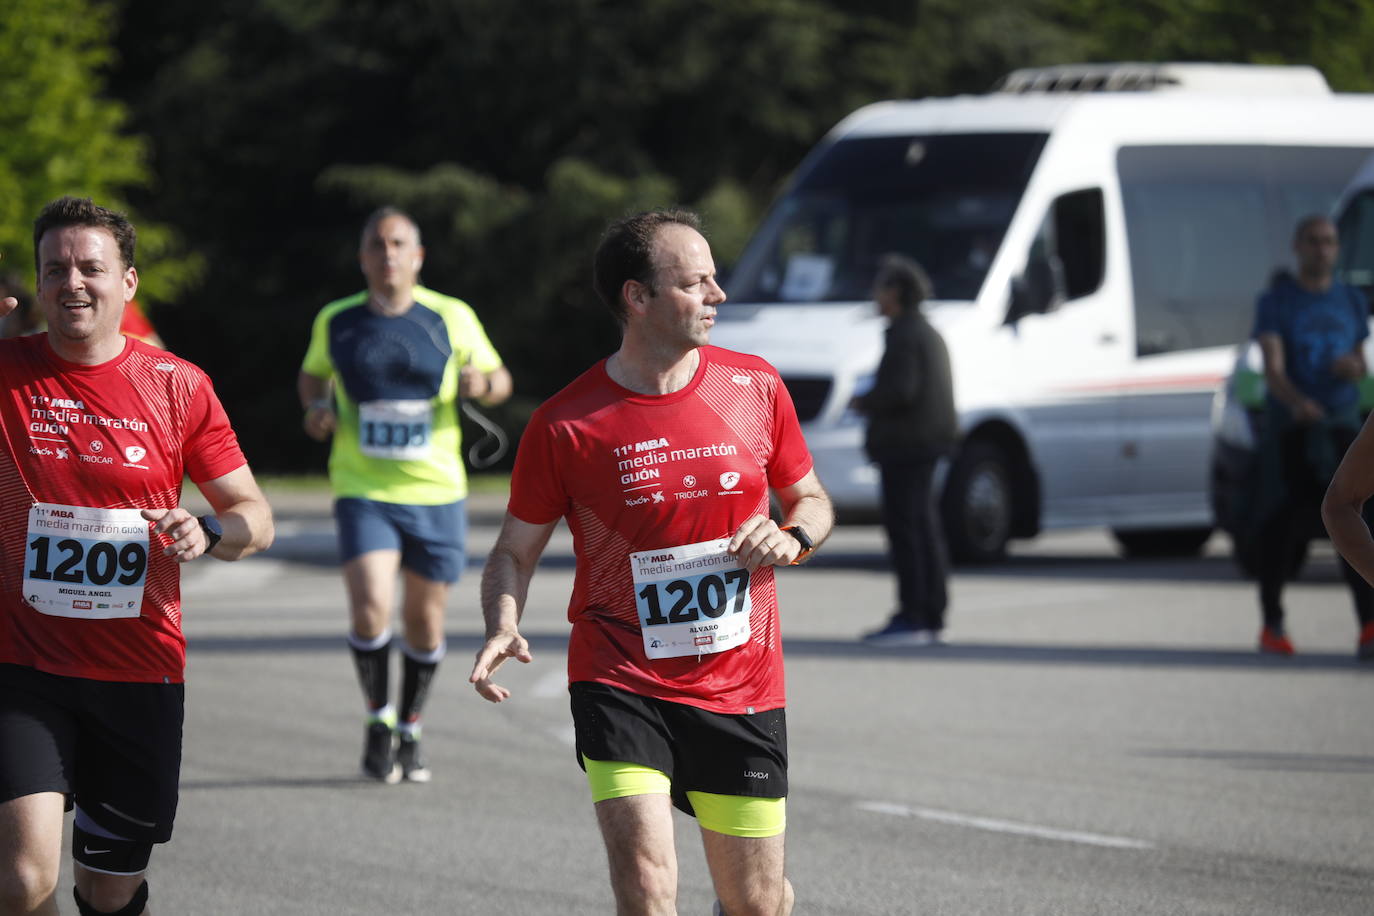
[569,680,787,816]
[0,663,183,844]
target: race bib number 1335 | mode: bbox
[24,503,148,619]
[630,537,752,659]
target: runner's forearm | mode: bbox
[479,544,533,636]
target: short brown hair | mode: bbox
[33,197,137,273]
[593,208,702,324]
[875,253,933,310]
[360,206,422,247]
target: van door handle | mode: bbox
[1099,332,1117,345]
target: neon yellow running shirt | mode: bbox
[301,286,502,504]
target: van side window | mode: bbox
[1054,189,1105,299]
[1338,189,1374,307]
[1016,188,1104,318]
[1119,145,1373,357]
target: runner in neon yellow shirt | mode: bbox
[299,206,511,782]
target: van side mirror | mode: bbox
[1006,254,1065,324]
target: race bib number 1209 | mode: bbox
[630,537,752,659]
[24,504,148,619]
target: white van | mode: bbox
[710,62,1374,561]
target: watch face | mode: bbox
[203,516,223,536]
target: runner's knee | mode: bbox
[0,852,60,914]
[716,878,790,916]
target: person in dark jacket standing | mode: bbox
[854,255,959,645]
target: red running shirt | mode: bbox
[509,346,813,713]
[0,335,247,683]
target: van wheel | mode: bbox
[1112,527,1214,558]
[942,440,1013,563]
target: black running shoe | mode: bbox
[396,733,431,783]
[361,721,399,784]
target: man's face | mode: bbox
[874,283,901,319]
[359,215,424,295]
[638,225,726,349]
[37,225,136,348]
[1295,219,1339,278]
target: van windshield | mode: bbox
[726,133,1048,304]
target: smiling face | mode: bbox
[37,225,137,359]
[631,224,726,351]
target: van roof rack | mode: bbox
[993,62,1330,95]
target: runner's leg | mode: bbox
[0,793,64,915]
[73,866,148,914]
[700,828,792,916]
[344,550,401,711]
[595,794,678,916]
[398,573,448,725]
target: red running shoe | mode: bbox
[1259,627,1295,656]
[1358,622,1374,661]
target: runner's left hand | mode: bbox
[142,507,211,563]
[729,515,798,571]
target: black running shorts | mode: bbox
[569,681,787,816]
[0,663,183,844]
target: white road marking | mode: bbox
[858,801,1154,849]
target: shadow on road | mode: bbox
[187,631,1373,672]
[1134,748,1374,774]
[179,775,378,792]
[803,552,1356,586]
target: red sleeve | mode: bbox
[120,300,156,340]
[507,413,570,525]
[766,374,813,491]
[182,375,248,484]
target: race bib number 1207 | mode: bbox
[630,537,752,659]
[24,504,148,619]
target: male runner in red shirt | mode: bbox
[471,209,832,916]
[0,197,274,916]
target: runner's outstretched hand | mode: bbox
[1,297,17,318]
[470,630,533,703]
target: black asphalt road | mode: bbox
[56,489,1374,914]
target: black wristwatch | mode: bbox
[198,515,223,553]
[781,525,815,565]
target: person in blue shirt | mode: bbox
[1251,214,1373,656]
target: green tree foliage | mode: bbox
[1055,0,1374,91]
[102,0,1374,470]
[0,0,195,298]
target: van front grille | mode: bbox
[781,376,832,423]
